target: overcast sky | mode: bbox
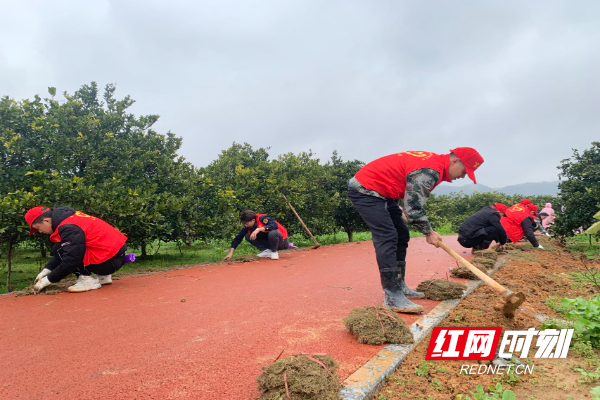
[1,0,599,187]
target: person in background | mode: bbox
[540,203,555,229]
[224,210,289,260]
[458,203,508,252]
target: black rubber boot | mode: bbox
[398,261,425,299]
[380,267,423,314]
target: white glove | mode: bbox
[35,268,52,283]
[537,244,544,249]
[545,233,550,237]
[33,277,51,292]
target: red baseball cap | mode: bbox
[450,147,484,184]
[527,204,538,213]
[493,203,507,213]
[520,199,531,205]
[25,206,50,235]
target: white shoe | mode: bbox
[67,275,101,292]
[95,274,112,285]
[257,249,273,258]
[270,252,279,260]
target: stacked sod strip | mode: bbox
[472,249,499,260]
[343,306,414,345]
[450,262,487,279]
[471,257,496,270]
[416,279,467,301]
[257,354,342,400]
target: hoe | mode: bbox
[437,241,526,318]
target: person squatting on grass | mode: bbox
[26,206,128,293]
[457,203,508,252]
[348,148,484,313]
[223,210,289,260]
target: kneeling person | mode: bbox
[458,203,508,251]
[224,210,289,260]
[26,206,128,293]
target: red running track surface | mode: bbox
[0,235,472,400]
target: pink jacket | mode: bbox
[541,203,555,228]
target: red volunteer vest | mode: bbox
[501,204,532,243]
[354,151,451,199]
[50,211,128,266]
[248,213,288,240]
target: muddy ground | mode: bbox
[375,236,600,400]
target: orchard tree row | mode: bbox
[1,83,597,270]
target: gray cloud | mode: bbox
[1,0,598,187]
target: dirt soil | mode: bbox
[375,235,600,400]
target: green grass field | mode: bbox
[565,234,600,259]
[0,224,456,294]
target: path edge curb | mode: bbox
[339,256,508,400]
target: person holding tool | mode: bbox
[348,148,484,313]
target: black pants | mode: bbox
[348,187,410,271]
[77,244,127,276]
[457,227,499,249]
[246,231,289,252]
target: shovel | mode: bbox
[437,241,526,318]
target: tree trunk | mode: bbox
[141,242,147,258]
[40,241,47,258]
[346,228,354,242]
[6,238,14,292]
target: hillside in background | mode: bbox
[435,181,559,196]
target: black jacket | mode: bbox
[43,207,88,283]
[521,217,539,247]
[458,206,508,245]
[230,215,280,249]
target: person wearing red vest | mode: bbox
[25,206,129,293]
[348,147,484,313]
[500,203,542,248]
[224,210,289,260]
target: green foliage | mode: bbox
[561,295,600,347]
[574,365,600,383]
[554,142,600,241]
[590,385,600,400]
[456,383,516,400]
[565,235,600,260]
[0,190,37,291]
[414,361,448,378]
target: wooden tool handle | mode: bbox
[282,194,321,247]
[437,240,507,294]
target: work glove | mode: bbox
[545,232,551,237]
[33,276,51,293]
[35,268,52,283]
[537,244,544,250]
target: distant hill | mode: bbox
[435,181,559,196]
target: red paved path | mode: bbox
[1,236,471,400]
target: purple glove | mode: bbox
[288,243,297,249]
[124,253,136,264]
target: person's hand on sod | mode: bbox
[223,248,235,260]
[426,231,443,247]
[495,244,505,252]
[249,227,266,241]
